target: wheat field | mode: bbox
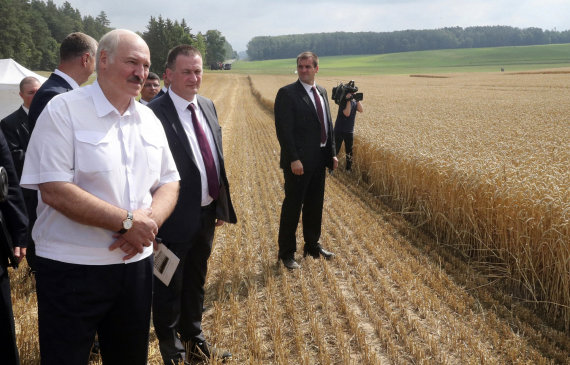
[10,72,570,364]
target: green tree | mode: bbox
[204,30,227,66]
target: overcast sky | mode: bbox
[52,0,569,52]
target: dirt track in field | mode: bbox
[193,73,569,364]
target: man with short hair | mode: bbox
[1,76,41,272]
[21,29,180,364]
[1,76,41,177]
[149,44,236,364]
[153,66,170,100]
[139,72,161,104]
[28,32,98,132]
[274,51,338,270]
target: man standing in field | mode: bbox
[1,76,41,177]
[20,29,180,364]
[28,32,98,132]
[0,76,40,274]
[149,44,236,364]
[274,51,338,270]
[334,89,364,171]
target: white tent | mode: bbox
[0,59,48,119]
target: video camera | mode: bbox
[331,80,363,108]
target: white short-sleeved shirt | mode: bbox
[21,81,180,265]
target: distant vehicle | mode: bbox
[210,62,223,70]
[223,63,232,70]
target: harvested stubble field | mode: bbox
[10,72,570,364]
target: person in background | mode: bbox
[0,76,40,272]
[333,91,363,171]
[153,66,170,100]
[0,129,28,365]
[139,72,161,105]
[28,32,98,132]
[20,29,180,365]
[149,44,237,364]
[1,76,41,177]
[274,51,338,270]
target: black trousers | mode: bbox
[0,268,19,365]
[278,150,327,260]
[153,202,216,364]
[35,256,153,365]
[335,131,354,170]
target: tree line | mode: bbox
[246,26,570,60]
[0,0,236,73]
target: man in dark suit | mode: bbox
[153,67,170,101]
[148,44,237,364]
[139,72,160,105]
[1,76,40,272]
[0,129,29,365]
[1,76,41,177]
[28,32,98,132]
[274,51,338,270]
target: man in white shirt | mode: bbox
[21,29,180,365]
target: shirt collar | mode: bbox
[168,88,198,115]
[299,79,317,94]
[89,80,136,118]
[54,69,80,89]
[22,105,29,114]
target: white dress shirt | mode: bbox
[21,81,180,265]
[168,89,220,206]
[300,80,328,147]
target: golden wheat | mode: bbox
[10,73,569,364]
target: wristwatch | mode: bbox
[118,211,133,234]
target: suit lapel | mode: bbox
[197,97,223,158]
[296,81,321,124]
[162,93,198,167]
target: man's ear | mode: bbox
[98,50,108,69]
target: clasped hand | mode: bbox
[109,208,158,260]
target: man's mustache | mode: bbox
[128,76,144,84]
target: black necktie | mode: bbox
[188,103,219,200]
[311,86,327,144]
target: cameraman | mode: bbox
[333,92,363,171]
[0,129,28,364]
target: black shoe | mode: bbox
[303,244,335,260]
[185,340,232,362]
[281,257,300,270]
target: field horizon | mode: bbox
[228,43,570,75]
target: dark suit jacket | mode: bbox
[153,89,166,100]
[274,80,336,171]
[148,92,236,244]
[28,73,72,132]
[0,130,28,274]
[0,106,29,178]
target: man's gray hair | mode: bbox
[96,29,143,71]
